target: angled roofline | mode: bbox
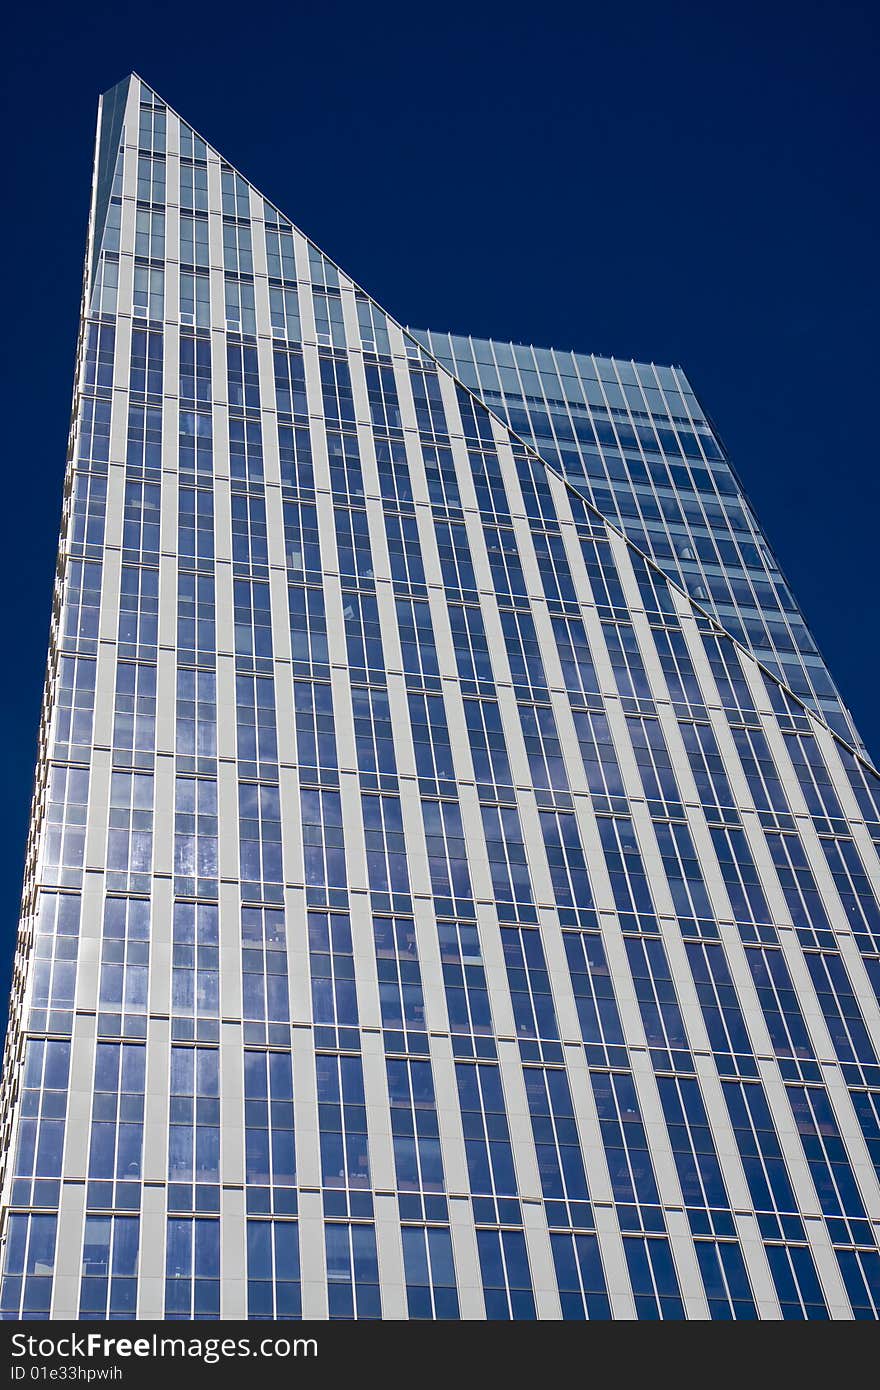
[409,326,862,765]
[118,74,879,783]
[407,326,689,377]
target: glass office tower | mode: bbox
[1,72,880,1321]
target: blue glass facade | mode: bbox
[0,73,879,1320]
[410,329,863,752]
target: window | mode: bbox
[165,1218,220,1319]
[80,1216,139,1319]
[0,1215,57,1320]
[325,1223,380,1319]
[247,1221,301,1318]
[476,1228,535,1320]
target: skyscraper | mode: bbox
[1,72,879,1321]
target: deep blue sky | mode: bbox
[2,0,877,994]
